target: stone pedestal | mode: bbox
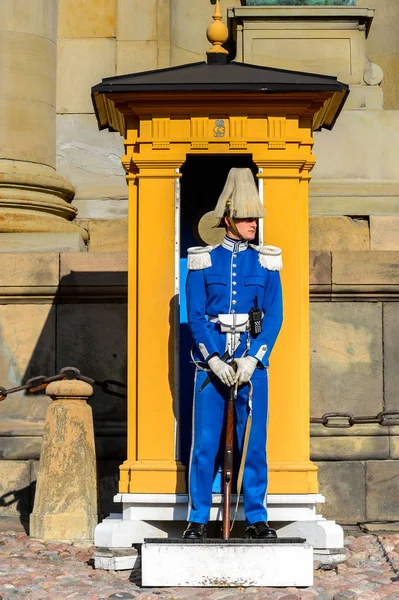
[142,539,314,587]
[229,6,381,110]
[94,493,344,570]
[0,0,87,249]
[30,380,98,543]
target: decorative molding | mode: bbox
[230,142,247,150]
[191,142,209,150]
[230,116,247,138]
[153,142,171,150]
[190,117,208,139]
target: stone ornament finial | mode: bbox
[363,61,383,86]
[206,0,229,55]
[46,379,94,399]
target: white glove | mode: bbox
[235,356,258,385]
[208,356,237,387]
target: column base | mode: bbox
[0,160,87,242]
[0,232,86,252]
[94,493,345,570]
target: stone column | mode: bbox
[30,379,98,543]
[0,0,87,251]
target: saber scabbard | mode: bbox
[222,372,237,540]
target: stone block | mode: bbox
[157,0,171,42]
[60,252,127,287]
[309,179,399,218]
[58,0,116,38]
[56,303,127,421]
[0,461,31,516]
[309,251,331,285]
[170,43,203,67]
[116,41,158,75]
[88,219,128,252]
[56,113,126,201]
[0,305,55,420]
[390,437,399,459]
[57,39,115,114]
[1,0,57,38]
[366,460,399,521]
[0,233,86,253]
[310,303,383,417]
[0,253,58,287]
[383,303,399,411]
[312,111,399,181]
[232,6,365,84]
[311,422,388,438]
[117,0,157,41]
[332,251,399,286]
[158,41,171,70]
[73,198,129,219]
[316,461,366,523]
[310,436,389,461]
[170,0,236,62]
[0,437,41,460]
[370,217,399,250]
[310,217,369,251]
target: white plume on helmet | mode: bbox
[212,167,266,220]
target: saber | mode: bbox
[199,313,247,392]
[198,350,230,392]
[223,363,237,540]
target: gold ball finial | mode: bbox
[206,0,228,55]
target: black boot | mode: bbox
[245,521,277,540]
[182,522,207,540]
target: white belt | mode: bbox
[207,313,249,356]
[207,314,249,326]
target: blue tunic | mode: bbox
[186,236,283,525]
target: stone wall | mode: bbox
[310,235,399,523]
[0,253,127,526]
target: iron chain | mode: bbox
[0,367,127,401]
[311,411,399,428]
[0,372,397,428]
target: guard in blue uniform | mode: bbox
[183,168,283,540]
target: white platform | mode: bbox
[117,493,325,522]
[141,540,314,587]
[94,493,344,571]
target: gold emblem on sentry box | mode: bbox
[213,118,226,138]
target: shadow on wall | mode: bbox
[0,482,36,534]
[0,265,128,532]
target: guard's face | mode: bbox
[234,218,257,241]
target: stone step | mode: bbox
[141,538,313,587]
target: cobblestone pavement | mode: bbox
[0,532,398,600]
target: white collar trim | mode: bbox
[222,236,248,253]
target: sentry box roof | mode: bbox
[92,59,349,134]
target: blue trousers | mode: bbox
[188,367,269,525]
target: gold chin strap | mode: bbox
[227,215,244,240]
